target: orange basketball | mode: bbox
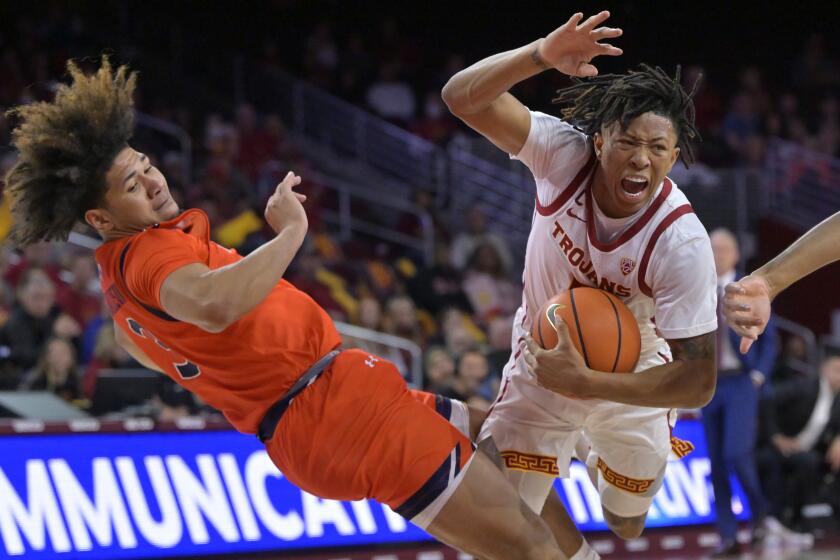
[531,287,641,373]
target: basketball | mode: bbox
[531,287,641,373]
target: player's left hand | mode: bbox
[522,321,592,398]
[538,11,623,78]
[723,274,773,354]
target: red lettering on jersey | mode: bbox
[616,285,631,298]
[552,221,564,238]
[579,259,593,274]
[559,235,573,254]
[599,277,616,294]
[586,270,599,285]
[568,248,584,267]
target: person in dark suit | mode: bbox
[757,355,840,530]
[704,229,778,556]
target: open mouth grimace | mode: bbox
[620,176,649,200]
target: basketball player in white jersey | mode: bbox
[443,10,718,554]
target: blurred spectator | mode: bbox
[80,299,111,365]
[357,243,401,303]
[441,349,491,409]
[4,241,62,288]
[382,295,426,349]
[56,253,100,330]
[704,229,778,555]
[410,92,458,145]
[738,66,772,119]
[18,337,82,404]
[438,307,484,358]
[450,207,512,274]
[462,242,520,325]
[682,65,723,138]
[486,316,513,381]
[757,355,840,531]
[83,323,141,398]
[722,92,764,165]
[303,22,338,90]
[424,346,456,394]
[365,62,416,125]
[407,238,473,316]
[767,92,810,145]
[234,103,280,181]
[198,158,253,221]
[287,244,357,322]
[337,33,373,104]
[772,335,812,384]
[0,267,81,387]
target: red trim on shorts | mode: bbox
[586,177,675,252]
[657,351,671,363]
[637,203,695,297]
[513,336,525,359]
[486,376,511,418]
[535,152,597,216]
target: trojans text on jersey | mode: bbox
[550,219,631,298]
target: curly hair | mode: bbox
[4,58,137,246]
[552,64,701,166]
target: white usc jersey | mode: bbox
[477,112,717,513]
[510,111,717,381]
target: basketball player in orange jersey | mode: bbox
[443,10,718,555]
[725,210,840,351]
[4,60,571,560]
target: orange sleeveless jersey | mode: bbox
[95,209,342,433]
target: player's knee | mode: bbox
[603,508,646,540]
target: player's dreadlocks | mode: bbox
[4,57,137,246]
[553,64,701,166]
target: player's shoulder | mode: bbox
[528,111,589,146]
[655,178,710,247]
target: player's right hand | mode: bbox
[723,274,773,354]
[265,171,308,234]
[537,11,623,78]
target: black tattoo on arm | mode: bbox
[667,331,716,362]
[530,43,549,70]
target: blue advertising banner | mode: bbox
[0,420,749,559]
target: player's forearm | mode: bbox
[441,39,546,115]
[754,210,840,299]
[200,223,307,327]
[583,359,717,408]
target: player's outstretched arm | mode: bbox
[523,327,716,408]
[725,210,840,353]
[159,172,308,333]
[441,11,622,155]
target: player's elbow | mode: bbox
[691,364,717,407]
[195,300,238,333]
[441,79,466,116]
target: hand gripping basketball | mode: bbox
[523,325,591,399]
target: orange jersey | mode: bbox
[95,209,342,433]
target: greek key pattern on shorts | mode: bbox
[670,436,695,459]
[597,458,654,494]
[500,450,559,476]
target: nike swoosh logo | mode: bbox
[567,208,587,223]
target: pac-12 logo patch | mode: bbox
[620,257,636,276]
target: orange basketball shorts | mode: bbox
[264,348,474,524]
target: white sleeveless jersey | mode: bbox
[508,111,717,385]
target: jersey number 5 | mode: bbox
[126,317,202,380]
